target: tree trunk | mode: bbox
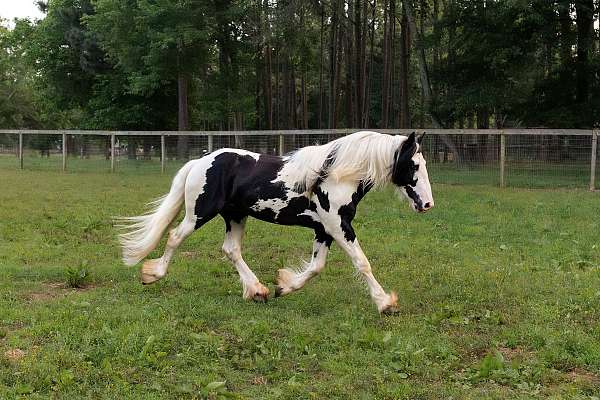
[275,50,280,129]
[403,0,460,160]
[382,0,395,128]
[329,0,340,128]
[318,4,325,129]
[354,0,366,128]
[301,71,308,129]
[345,1,356,128]
[399,8,411,128]
[263,0,273,130]
[290,67,297,129]
[382,0,390,128]
[575,0,594,105]
[363,0,377,127]
[177,70,190,160]
[558,0,573,68]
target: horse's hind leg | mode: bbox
[141,214,196,284]
[275,231,332,297]
[221,216,270,302]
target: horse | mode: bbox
[118,131,434,313]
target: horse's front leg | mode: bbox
[328,222,398,314]
[275,231,332,297]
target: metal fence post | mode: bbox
[500,131,506,187]
[208,133,213,153]
[591,130,597,191]
[279,133,284,156]
[161,134,166,174]
[18,132,23,169]
[62,132,67,172]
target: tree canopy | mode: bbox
[0,0,598,131]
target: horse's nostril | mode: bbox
[423,202,432,209]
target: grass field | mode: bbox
[1,168,599,399]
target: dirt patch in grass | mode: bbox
[251,376,267,385]
[24,282,98,302]
[567,368,599,385]
[180,251,201,259]
[498,346,536,361]
[3,348,25,362]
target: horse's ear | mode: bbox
[405,132,416,148]
[397,132,418,162]
[417,132,426,145]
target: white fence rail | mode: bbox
[1,129,598,191]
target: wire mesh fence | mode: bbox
[0,129,597,190]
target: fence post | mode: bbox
[208,133,213,153]
[110,134,116,172]
[62,132,67,172]
[279,133,284,156]
[500,131,506,188]
[18,132,23,169]
[591,130,597,191]
[161,134,166,174]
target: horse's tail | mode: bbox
[117,160,196,266]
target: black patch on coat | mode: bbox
[308,148,340,212]
[391,132,419,188]
[312,147,337,186]
[405,186,423,210]
[314,186,330,212]
[194,152,252,229]
[337,182,372,242]
[193,151,326,232]
[314,225,333,248]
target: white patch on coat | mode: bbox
[217,148,260,161]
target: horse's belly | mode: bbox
[246,195,320,229]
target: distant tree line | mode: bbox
[0,0,598,158]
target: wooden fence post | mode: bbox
[19,132,23,170]
[161,134,166,174]
[110,134,116,172]
[62,132,67,172]
[208,133,213,153]
[279,133,284,156]
[500,131,506,188]
[591,130,597,191]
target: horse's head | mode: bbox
[391,132,434,213]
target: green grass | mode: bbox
[1,168,599,399]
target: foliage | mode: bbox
[65,264,90,288]
[0,22,40,128]
[1,0,598,131]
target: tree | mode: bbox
[88,0,211,158]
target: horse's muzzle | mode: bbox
[418,202,434,213]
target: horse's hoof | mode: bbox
[247,283,270,303]
[141,273,160,285]
[380,304,400,315]
[141,259,164,285]
[253,293,269,303]
[379,292,399,315]
[275,269,295,297]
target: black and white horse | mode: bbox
[119,131,433,313]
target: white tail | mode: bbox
[117,161,196,266]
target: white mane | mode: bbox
[279,131,407,191]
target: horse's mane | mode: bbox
[279,131,407,191]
